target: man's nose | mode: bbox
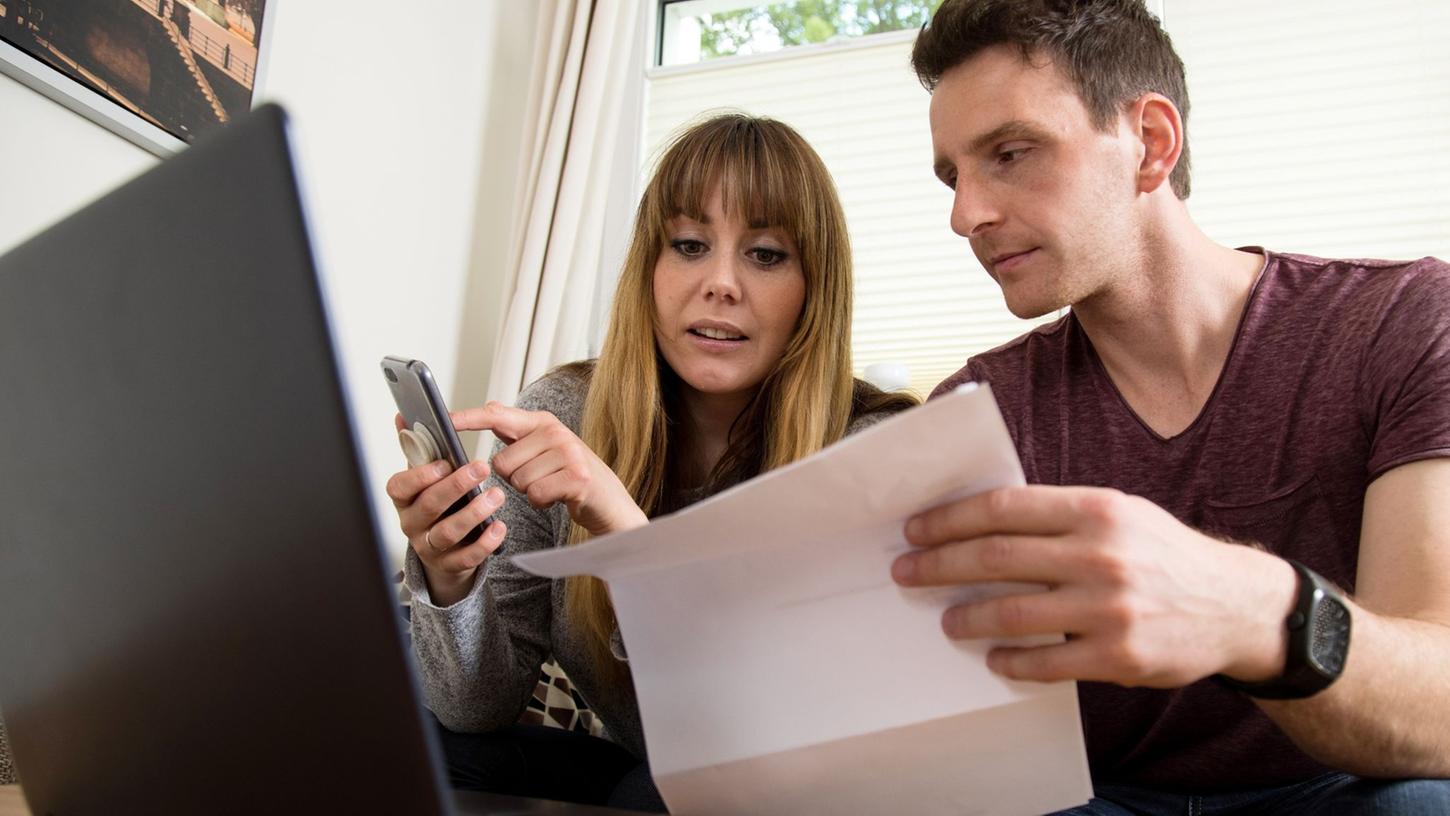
[950,180,1001,238]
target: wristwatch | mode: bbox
[1217,559,1352,700]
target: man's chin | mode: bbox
[1001,293,1066,320]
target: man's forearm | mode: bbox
[1259,604,1450,777]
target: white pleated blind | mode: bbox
[639,2,1450,397]
[1171,0,1450,261]
[644,32,1049,398]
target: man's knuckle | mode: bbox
[977,535,1014,573]
[996,596,1028,633]
[1082,545,1131,585]
[983,488,1015,520]
[1101,594,1138,629]
[1078,489,1124,524]
[1112,641,1151,679]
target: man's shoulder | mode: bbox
[930,314,1074,400]
[1258,250,1450,342]
[1263,249,1450,298]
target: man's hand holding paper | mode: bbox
[893,485,1299,689]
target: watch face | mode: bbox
[1309,597,1351,676]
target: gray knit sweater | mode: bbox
[404,367,904,759]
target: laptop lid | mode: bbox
[0,105,453,814]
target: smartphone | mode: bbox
[381,356,489,544]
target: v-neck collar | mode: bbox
[1075,248,1274,444]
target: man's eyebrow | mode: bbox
[934,120,1052,182]
[969,120,1052,154]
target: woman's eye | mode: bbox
[671,239,707,257]
[747,247,787,266]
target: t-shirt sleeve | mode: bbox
[1361,258,1450,479]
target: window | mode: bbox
[629,0,1450,398]
[659,0,941,67]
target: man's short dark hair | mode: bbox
[912,0,1192,199]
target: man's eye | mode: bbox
[748,247,787,266]
[997,148,1030,165]
[671,239,707,257]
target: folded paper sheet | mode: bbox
[514,385,1092,815]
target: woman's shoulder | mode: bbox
[845,378,918,434]
[514,361,596,433]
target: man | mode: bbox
[889,1,1450,812]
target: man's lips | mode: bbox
[988,248,1038,273]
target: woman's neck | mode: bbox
[676,385,756,484]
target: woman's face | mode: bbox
[653,186,806,404]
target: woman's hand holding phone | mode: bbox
[452,402,649,538]
[386,412,509,607]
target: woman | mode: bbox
[387,114,917,811]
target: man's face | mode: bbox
[929,45,1143,318]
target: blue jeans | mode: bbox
[1056,773,1450,815]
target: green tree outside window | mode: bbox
[695,0,943,60]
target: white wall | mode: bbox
[0,75,156,249]
[260,1,539,569]
[0,1,541,570]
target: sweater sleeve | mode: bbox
[403,373,582,733]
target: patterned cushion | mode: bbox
[0,717,15,785]
[518,659,604,738]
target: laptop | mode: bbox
[0,105,620,815]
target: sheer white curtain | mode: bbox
[486,0,647,406]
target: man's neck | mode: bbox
[1072,216,1265,438]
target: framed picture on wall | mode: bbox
[0,0,272,156]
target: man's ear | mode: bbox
[1131,93,1184,195]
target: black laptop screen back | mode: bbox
[0,106,450,815]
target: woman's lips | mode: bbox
[687,330,747,352]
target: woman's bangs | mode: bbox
[649,122,808,239]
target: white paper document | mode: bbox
[514,385,1092,815]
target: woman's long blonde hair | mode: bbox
[567,113,910,688]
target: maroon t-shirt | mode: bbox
[932,249,1450,789]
